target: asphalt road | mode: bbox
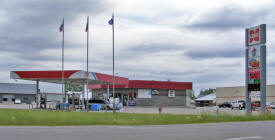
[1,121,275,140]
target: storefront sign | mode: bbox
[168,90,175,97]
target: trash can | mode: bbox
[116,103,123,110]
[91,104,101,111]
[59,103,70,109]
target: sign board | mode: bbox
[251,93,260,99]
[246,24,266,46]
[137,89,152,98]
[168,90,175,97]
[248,45,261,85]
[245,24,266,113]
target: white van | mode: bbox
[14,99,21,104]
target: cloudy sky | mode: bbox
[1,0,275,94]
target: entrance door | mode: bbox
[115,93,122,101]
[123,95,128,106]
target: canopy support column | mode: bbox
[82,81,85,110]
[36,80,39,109]
[107,83,110,101]
[64,83,67,103]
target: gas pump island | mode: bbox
[245,24,266,114]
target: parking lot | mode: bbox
[1,103,274,115]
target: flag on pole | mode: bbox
[59,19,64,32]
[85,16,89,32]
[108,17,113,25]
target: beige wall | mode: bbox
[266,85,275,102]
[216,86,245,104]
[216,85,275,104]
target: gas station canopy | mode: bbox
[10,70,129,85]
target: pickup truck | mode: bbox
[231,100,245,110]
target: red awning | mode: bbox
[10,70,129,85]
[89,80,192,90]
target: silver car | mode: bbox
[270,102,275,109]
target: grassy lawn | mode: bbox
[0,109,275,126]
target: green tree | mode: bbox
[66,84,83,92]
[199,88,216,97]
[187,90,196,100]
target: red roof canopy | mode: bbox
[10,70,192,90]
[89,80,192,90]
[10,70,129,85]
[11,70,79,79]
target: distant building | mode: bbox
[0,83,64,104]
[195,93,216,107]
[216,85,275,104]
[0,83,36,103]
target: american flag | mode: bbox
[85,17,89,32]
[59,19,64,32]
[108,17,113,25]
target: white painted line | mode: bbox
[108,126,164,129]
[108,126,136,129]
[225,136,263,140]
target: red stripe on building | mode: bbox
[128,80,192,90]
[89,80,192,90]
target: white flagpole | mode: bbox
[86,16,89,111]
[111,13,115,113]
[61,18,65,110]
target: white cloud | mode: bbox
[0,0,274,93]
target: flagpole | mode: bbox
[86,16,89,111]
[61,18,65,111]
[111,13,116,113]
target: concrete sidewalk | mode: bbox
[123,106,274,115]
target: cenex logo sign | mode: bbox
[248,26,260,45]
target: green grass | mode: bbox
[0,109,275,126]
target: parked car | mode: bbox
[88,99,111,110]
[128,100,136,106]
[251,101,260,107]
[218,102,232,108]
[108,97,123,110]
[231,100,245,110]
[270,102,275,109]
[14,99,21,104]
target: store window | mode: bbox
[129,92,136,98]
